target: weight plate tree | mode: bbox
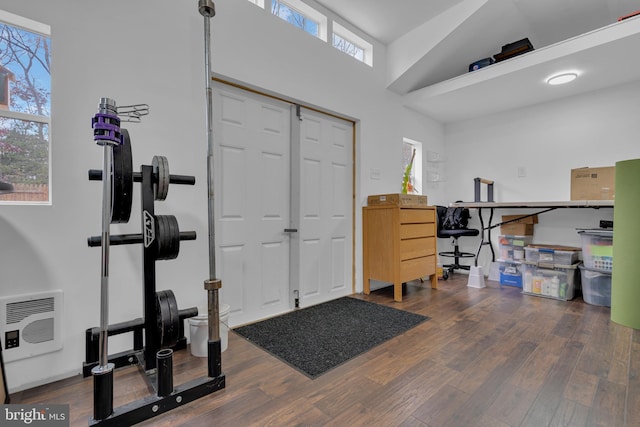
[85,95,224,426]
[86,157,198,374]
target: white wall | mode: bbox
[444,80,640,270]
[0,0,443,391]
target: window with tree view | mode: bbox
[272,0,319,37]
[0,12,51,204]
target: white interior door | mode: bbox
[213,83,291,327]
[294,107,353,308]
[213,83,354,325]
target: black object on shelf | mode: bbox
[469,57,495,72]
[600,220,614,229]
[494,38,534,62]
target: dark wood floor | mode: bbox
[12,275,640,427]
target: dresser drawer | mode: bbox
[400,237,436,260]
[400,208,435,224]
[400,223,435,239]
[400,255,436,283]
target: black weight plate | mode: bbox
[156,290,179,348]
[155,215,168,260]
[156,215,180,260]
[164,290,179,348]
[111,129,133,224]
[167,215,180,260]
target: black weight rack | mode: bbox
[85,112,224,426]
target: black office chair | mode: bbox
[436,205,480,280]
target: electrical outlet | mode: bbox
[370,168,381,180]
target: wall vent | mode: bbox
[0,290,63,362]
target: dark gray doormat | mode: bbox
[233,297,430,379]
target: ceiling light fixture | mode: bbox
[546,72,578,85]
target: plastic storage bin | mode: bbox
[521,262,580,301]
[524,245,581,265]
[498,235,534,262]
[499,261,522,288]
[579,264,612,307]
[578,229,613,271]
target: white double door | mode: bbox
[212,83,353,327]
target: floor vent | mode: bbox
[0,290,63,362]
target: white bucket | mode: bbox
[188,304,230,357]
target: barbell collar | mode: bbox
[204,279,222,290]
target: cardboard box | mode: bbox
[502,214,538,224]
[501,223,534,236]
[571,167,615,200]
[367,193,428,207]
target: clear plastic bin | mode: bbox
[521,261,580,301]
[578,230,613,271]
[579,264,612,307]
[498,235,534,262]
[524,246,580,265]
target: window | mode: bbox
[332,22,373,66]
[402,138,423,195]
[0,10,51,204]
[270,0,327,41]
[247,0,373,65]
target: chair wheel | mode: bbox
[442,271,449,280]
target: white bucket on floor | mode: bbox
[189,304,230,357]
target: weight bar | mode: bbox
[88,214,191,260]
[87,231,196,247]
[85,306,198,339]
[156,289,180,348]
[88,170,195,185]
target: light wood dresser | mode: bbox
[363,203,437,302]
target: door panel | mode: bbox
[213,84,291,327]
[296,108,353,307]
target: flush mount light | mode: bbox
[546,72,578,85]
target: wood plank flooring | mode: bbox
[12,276,640,426]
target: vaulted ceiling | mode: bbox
[314,0,636,93]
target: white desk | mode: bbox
[450,200,614,263]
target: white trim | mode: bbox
[0,109,50,125]
[247,0,265,8]
[0,9,50,35]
